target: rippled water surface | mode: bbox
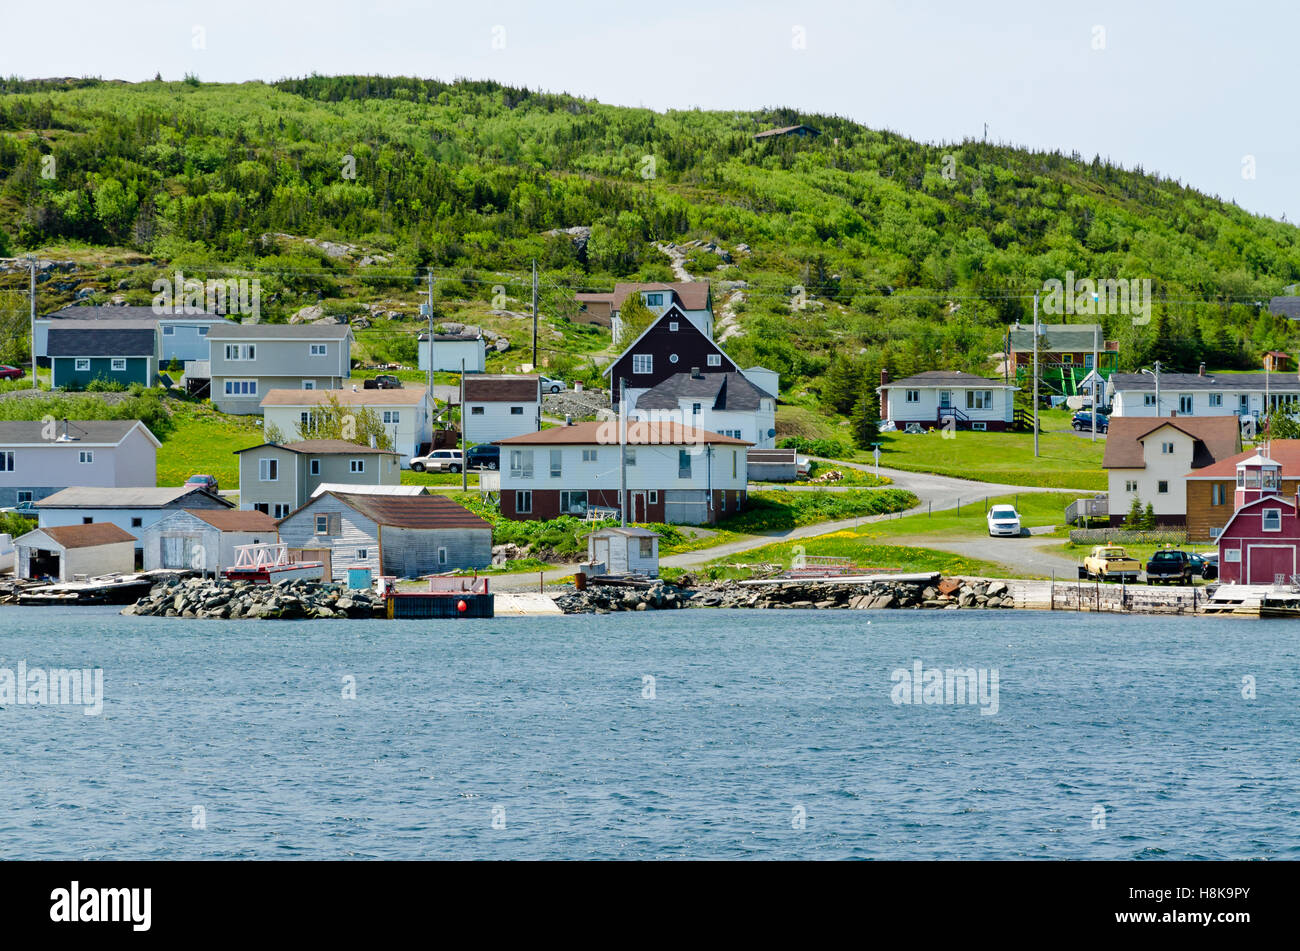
[1,606,1297,859]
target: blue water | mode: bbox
[0,606,1296,860]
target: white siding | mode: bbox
[500,442,747,493]
[464,400,540,445]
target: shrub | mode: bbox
[777,435,855,459]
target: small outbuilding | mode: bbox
[586,526,660,577]
[14,523,137,582]
[141,509,280,574]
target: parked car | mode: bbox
[1081,545,1141,582]
[1071,411,1109,433]
[1145,548,1193,585]
[0,365,23,380]
[409,449,464,473]
[184,473,219,493]
[0,500,38,517]
[986,504,1023,537]
[363,375,402,390]
[465,444,500,470]
[1189,551,1218,580]
[539,375,565,394]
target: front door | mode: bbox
[939,391,951,409]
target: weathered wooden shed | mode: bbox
[586,526,659,577]
[140,509,280,573]
[276,491,492,581]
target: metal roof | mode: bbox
[0,419,157,447]
[315,492,492,531]
[635,371,774,411]
[36,486,233,508]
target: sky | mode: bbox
[3,0,1296,221]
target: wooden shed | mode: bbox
[14,523,137,582]
[140,509,280,574]
[586,526,659,577]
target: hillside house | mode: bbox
[1102,416,1241,527]
[575,282,713,343]
[878,370,1018,431]
[1007,323,1119,397]
[753,124,820,140]
[492,420,750,524]
[1107,370,1300,420]
[276,491,492,581]
[140,509,280,573]
[48,321,159,389]
[36,304,235,367]
[417,332,487,374]
[629,369,777,448]
[207,323,354,414]
[13,523,137,582]
[260,386,433,467]
[235,440,402,517]
[0,419,159,509]
[462,375,541,446]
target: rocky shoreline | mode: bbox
[122,576,383,620]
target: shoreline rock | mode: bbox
[121,576,382,620]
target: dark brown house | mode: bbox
[603,305,737,406]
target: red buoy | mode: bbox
[457,599,468,613]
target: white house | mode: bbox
[1108,370,1300,420]
[878,370,1018,431]
[463,375,541,446]
[35,485,234,560]
[492,419,750,524]
[14,523,137,582]
[140,509,281,573]
[607,282,714,344]
[418,332,487,374]
[1101,416,1241,527]
[260,386,433,467]
[629,370,777,448]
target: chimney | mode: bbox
[880,369,889,387]
[1198,363,1206,376]
[691,366,702,379]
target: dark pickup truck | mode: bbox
[1145,549,1193,584]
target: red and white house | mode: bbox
[1216,452,1300,585]
[491,420,750,524]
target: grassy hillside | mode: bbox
[2,74,1300,431]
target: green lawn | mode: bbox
[155,403,264,488]
[714,488,917,534]
[704,535,1005,579]
[401,470,480,487]
[859,492,1071,544]
[868,410,1105,489]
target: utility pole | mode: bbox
[426,268,435,396]
[619,376,628,527]
[28,255,37,379]
[1032,290,1040,458]
[460,357,467,493]
[531,259,538,372]
[1091,324,1098,442]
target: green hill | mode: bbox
[2,74,1299,423]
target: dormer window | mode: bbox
[645,293,664,307]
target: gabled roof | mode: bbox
[310,483,426,498]
[495,420,750,446]
[611,281,711,312]
[882,370,1017,390]
[296,491,491,531]
[602,304,731,378]
[36,486,234,509]
[235,440,399,456]
[184,509,280,532]
[43,304,233,323]
[635,371,774,411]
[47,322,156,357]
[1102,416,1240,470]
[205,323,353,339]
[26,523,137,549]
[463,375,539,402]
[1110,371,1300,392]
[259,386,428,407]
[587,526,659,538]
[1007,323,1107,352]
[1186,440,1300,480]
[1217,493,1298,539]
[0,419,160,448]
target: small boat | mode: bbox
[223,543,324,584]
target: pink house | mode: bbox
[1216,453,1300,585]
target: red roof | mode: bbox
[322,492,491,531]
[1187,439,1300,479]
[39,523,136,549]
[185,509,281,532]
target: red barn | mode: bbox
[1216,453,1300,585]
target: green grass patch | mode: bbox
[155,402,264,487]
[704,535,1005,578]
[715,488,916,534]
[858,492,1069,544]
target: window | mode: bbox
[382,411,400,424]
[632,354,653,374]
[254,503,269,514]
[510,406,524,415]
[1161,442,1175,454]
[1178,394,1193,414]
[509,450,534,479]
[582,449,598,462]
[300,412,311,426]
[224,379,257,396]
[357,548,368,560]
[78,451,94,464]
[648,490,658,504]
[560,490,587,515]
[310,459,320,476]
[162,325,175,336]
[438,547,447,566]
[640,538,653,557]
[0,451,13,472]
[707,354,721,367]
[1157,480,1169,494]
[224,344,255,361]
[310,344,328,356]
[1143,394,1156,407]
[1209,393,1223,407]
[515,490,532,513]
[75,359,90,372]
[550,450,563,478]
[645,293,663,306]
[678,449,692,478]
[1224,547,1241,561]
[971,422,987,431]
[720,493,727,512]
[301,380,315,390]
[1211,484,1227,506]
[965,390,993,410]
[669,354,679,364]
[259,458,278,481]
[131,517,143,528]
[669,321,679,331]
[315,514,329,535]
[905,390,920,403]
[16,491,31,504]
[350,459,365,474]
[471,406,484,415]
[1125,480,1138,493]
[198,326,209,337]
[691,402,702,415]
[82,517,93,524]
[626,448,636,466]
[1263,508,1283,532]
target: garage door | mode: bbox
[1247,545,1296,585]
